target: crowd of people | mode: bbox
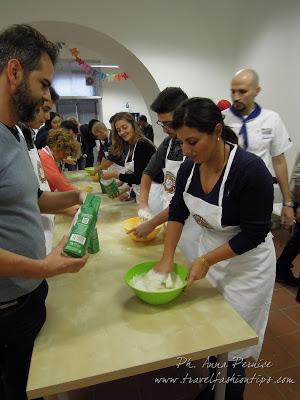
[0,24,299,400]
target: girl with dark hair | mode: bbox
[79,119,98,167]
[155,97,275,399]
[102,112,163,213]
[34,111,62,149]
[44,112,62,131]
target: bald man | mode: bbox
[223,68,294,227]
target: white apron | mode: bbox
[162,138,184,208]
[162,139,200,261]
[17,127,54,255]
[125,140,163,215]
[183,145,275,360]
[108,163,125,174]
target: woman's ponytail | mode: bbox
[221,126,238,145]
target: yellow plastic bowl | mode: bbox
[82,186,93,193]
[122,217,161,242]
[89,175,99,182]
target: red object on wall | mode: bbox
[217,99,231,111]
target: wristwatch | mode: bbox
[282,201,294,208]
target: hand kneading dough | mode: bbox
[130,269,183,292]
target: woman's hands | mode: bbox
[127,220,156,238]
[154,259,174,275]
[117,184,131,201]
[187,257,210,287]
[102,171,119,180]
[154,256,211,289]
[127,207,156,237]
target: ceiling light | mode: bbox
[90,64,119,68]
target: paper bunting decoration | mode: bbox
[56,42,129,83]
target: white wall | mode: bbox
[1,0,299,161]
[233,0,300,173]
[101,74,151,127]
[1,0,240,127]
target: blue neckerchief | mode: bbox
[230,103,261,149]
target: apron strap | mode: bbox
[184,163,196,192]
[183,145,238,205]
[166,138,173,159]
[125,138,140,164]
[124,148,130,164]
[131,139,140,160]
[125,138,141,168]
[42,146,55,160]
[217,144,238,206]
[15,125,24,138]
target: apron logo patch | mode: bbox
[164,171,176,193]
[193,214,213,229]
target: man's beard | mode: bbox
[11,79,43,123]
[234,101,245,111]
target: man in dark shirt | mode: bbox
[89,121,127,175]
[135,87,187,228]
[138,115,154,142]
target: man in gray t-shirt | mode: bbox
[0,25,88,400]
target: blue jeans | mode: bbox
[0,280,48,400]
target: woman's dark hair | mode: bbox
[109,113,117,124]
[44,112,61,131]
[172,97,238,144]
[61,120,79,134]
[0,24,58,74]
[49,86,60,103]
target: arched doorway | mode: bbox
[31,21,163,143]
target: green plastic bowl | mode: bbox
[84,167,94,174]
[124,261,188,305]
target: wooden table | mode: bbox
[26,172,258,400]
